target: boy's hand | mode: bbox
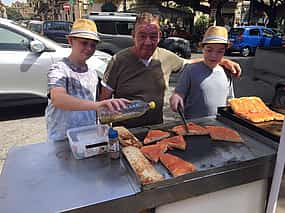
[170,93,184,112]
[101,98,130,112]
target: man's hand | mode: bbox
[169,93,184,112]
[220,58,242,77]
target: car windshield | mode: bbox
[230,28,244,36]
[5,20,62,47]
[44,21,72,32]
[95,20,134,35]
[263,29,274,37]
[30,23,42,33]
[116,21,134,35]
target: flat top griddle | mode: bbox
[217,106,283,142]
[0,117,277,213]
[125,117,276,191]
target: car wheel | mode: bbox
[225,49,232,56]
[240,47,251,57]
[173,48,183,57]
[174,48,191,59]
[250,47,257,56]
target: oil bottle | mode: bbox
[98,100,156,124]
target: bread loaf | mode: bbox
[228,97,284,123]
[122,146,164,185]
[113,126,142,148]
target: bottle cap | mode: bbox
[108,128,118,139]
[148,101,156,109]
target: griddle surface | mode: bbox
[126,118,275,190]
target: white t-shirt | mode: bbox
[46,58,98,142]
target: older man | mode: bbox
[100,12,241,128]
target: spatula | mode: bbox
[177,104,190,133]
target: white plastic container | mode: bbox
[67,124,110,160]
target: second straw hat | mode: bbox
[201,26,230,46]
[68,19,100,41]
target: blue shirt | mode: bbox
[46,58,98,142]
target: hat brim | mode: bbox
[199,41,232,48]
[67,33,100,41]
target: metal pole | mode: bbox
[79,0,82,18]
[248,0,252,25]
[266,122,285,213]
[123,0,126,12]
[210,0,218,26]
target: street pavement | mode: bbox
[0,53,285,212]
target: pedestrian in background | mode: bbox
[170,26,234,119]
[46,19,129,142]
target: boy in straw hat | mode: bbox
[170,26,234,119]
[46,19,129,142]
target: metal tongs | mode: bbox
[177,104,190,133]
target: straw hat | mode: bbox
[68,19,100,41]
[201,26,230,47]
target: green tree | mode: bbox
[194,15,209,34]
[193,15,209,46]
[251,0,285,27]
[169,0,225,25]
[6,7,23,21]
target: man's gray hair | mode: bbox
[135,12,161,28]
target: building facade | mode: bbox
[5,0,285,33]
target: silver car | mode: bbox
[0,18,111,102]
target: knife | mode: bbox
[177,104,190,133]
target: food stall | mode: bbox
[0,110,279,213]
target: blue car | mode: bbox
[28,20,72,44]
[43,21,72,44]
[228,26,283,56]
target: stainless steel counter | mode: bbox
[0,117,277,213]
[0,142,138,213]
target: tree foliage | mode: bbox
[253,0,285,27]
[169,0,285,27]
[193,15,209,42]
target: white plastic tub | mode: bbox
[67,124,110,159]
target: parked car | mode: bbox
[26,20,43,34]
[159,36,191,59]
[43,20,72,44]
[85,11,136,55]
[86,12,192,58]
[228,25,283,57]
[0,18,111,103]
[27,20,72,44]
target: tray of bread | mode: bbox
[114,118,264,191]
[218,96,284,142]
